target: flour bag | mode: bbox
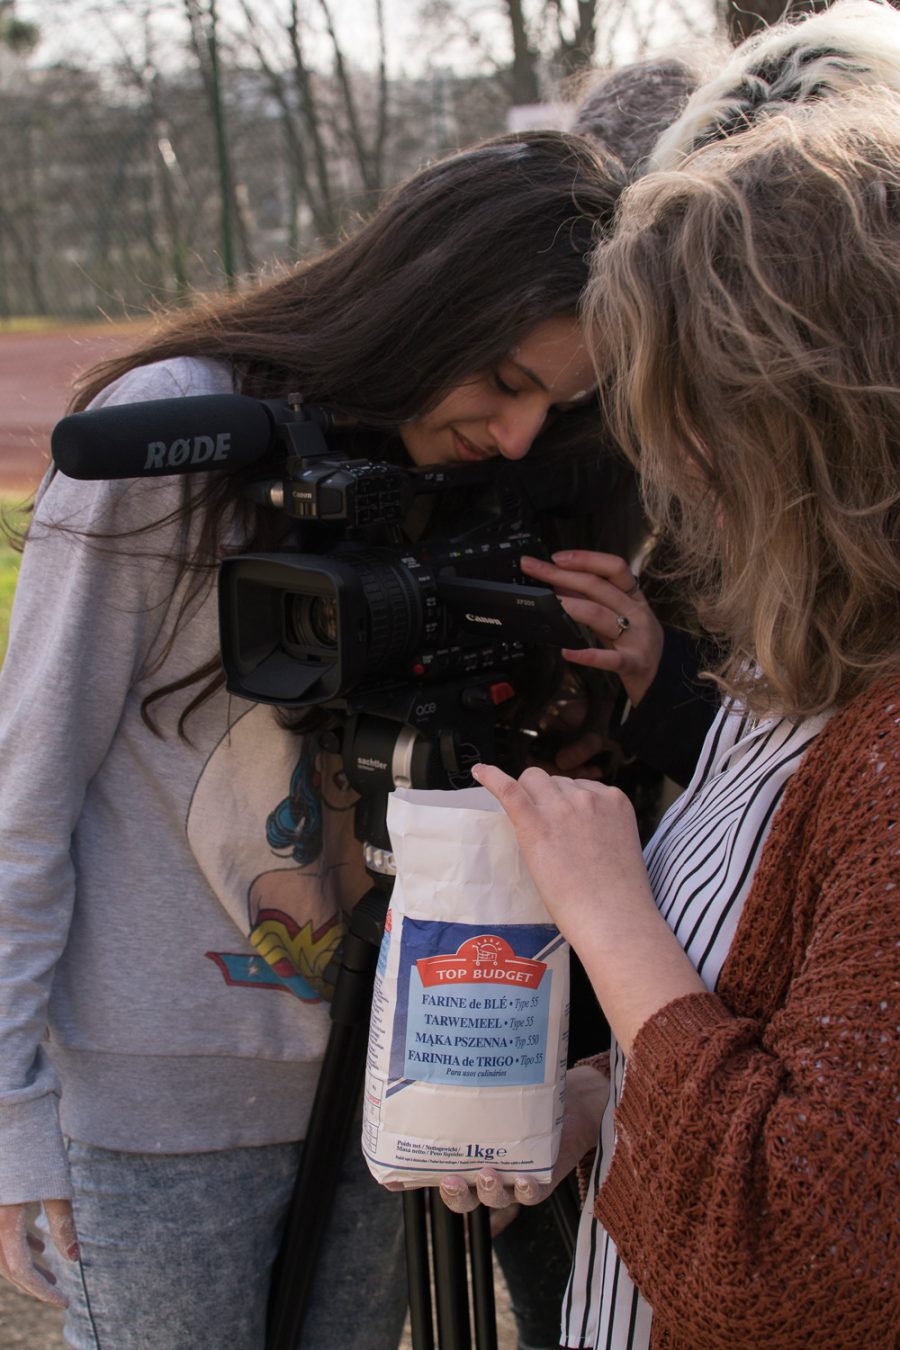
[363,786,569,1185]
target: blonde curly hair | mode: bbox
[586,91,900,718]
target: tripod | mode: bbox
[266,787,502,1350]
[266,746,582,1350]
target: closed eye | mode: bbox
[492,371,518,396]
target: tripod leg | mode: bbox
[404,1191,435,1350]
[430,1197,472,1350]
[266,888,388,1350]
[467,1207,498,1350]
[549,1173,581,1258]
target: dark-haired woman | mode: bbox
[0,131,622,1350]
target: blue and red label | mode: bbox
[389,920,558,1087]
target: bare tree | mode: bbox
[504,0,541,103]
[0,4,43,315]
[714,0,830,43]
[227,0,391,244]
[183,0,246,282]
[417,0,716,107]
[547,0,598,76]
[0,0,577,319]
[233,0,336,238]
[315,0,388,192]
[98,6,197,298]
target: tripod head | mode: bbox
[318,701,497,895]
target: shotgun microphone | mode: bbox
[51,394,277,481]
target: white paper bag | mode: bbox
[362,786,569,1185]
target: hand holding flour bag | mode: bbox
[363,785,569,1185]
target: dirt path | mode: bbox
[0,324,148,494]
[0,1280,66,1347]
[0,1259,517,1348]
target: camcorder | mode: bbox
[52,391,601,797]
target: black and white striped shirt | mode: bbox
[561,698,830,1349]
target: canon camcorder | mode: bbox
[52,392,601,790]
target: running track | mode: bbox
[0,325,145,493]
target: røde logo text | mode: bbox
[144,432,232,470]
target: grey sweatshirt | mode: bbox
[0,358,367,1204]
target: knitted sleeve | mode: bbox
[574,1052,610,1207]
[595,684,899,1350]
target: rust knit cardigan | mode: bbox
[594,675,899,1350]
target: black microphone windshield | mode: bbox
[51,394,276,481]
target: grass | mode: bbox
[0,315,155,337]
[0,316,70,334]
[0,495,28,668]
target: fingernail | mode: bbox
[470,764,484,781]
[552,551,573,562]
[514,1177,535,1199]
[66,1242,80,1263]
[440,1179,465,1199]
[478,1173,496,1192]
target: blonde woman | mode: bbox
[443,91,899,1350]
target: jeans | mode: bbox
[47,1135,408,1350]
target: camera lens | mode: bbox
[288,594,338,649]
[275,546,428,697]
[308,596,338,646]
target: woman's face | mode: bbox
[399,315,596,468]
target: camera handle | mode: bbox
[266,796,498,1350]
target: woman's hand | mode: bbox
[478,764,656,956]
[435,1062,609,1216]
[521,551,664,708]
[470,763,706,1054]
[0,1198,78,1307]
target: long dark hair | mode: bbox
[65,130,626,735]
[74,131,622,417]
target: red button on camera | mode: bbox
[488,681,515,706]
